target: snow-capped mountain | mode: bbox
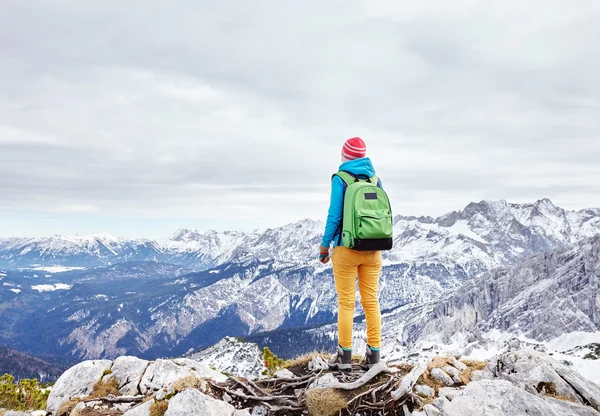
[2,198,600,363]
[2,198,600,272]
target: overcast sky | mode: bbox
[1,1,599,238]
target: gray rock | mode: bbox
[106,356,149,396]
[415,384,435,397]
[251,405,269,416]
[139,359,192,395]
[164,388,238,416]
[5,412,30,416]
[442,365,462,384]
[487,348,600,409]
[46,359,112,415]
[309,373,338,389]
[433,396,450,410]
[155,389,168,400]
[507,337,521,351]
[470,370,489,382]
[450,357,467,372]
[308,356,329,371]
[233,410,251,416]
[431,368,455,386]
[438,387,462,401]
[123,399,154,416]
[444,379,600,416]
[274,369,295,379]
[423,404,441,416]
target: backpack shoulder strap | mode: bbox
[332,171,355,187]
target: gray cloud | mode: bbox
[1,0,599,236]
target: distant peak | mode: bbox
[91,232,119,241]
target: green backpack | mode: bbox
[333,171,394,251]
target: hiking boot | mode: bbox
[360,344,380,370]
[328,344,352,371]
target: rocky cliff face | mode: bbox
[399,234,600,347]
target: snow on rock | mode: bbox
[170,358,228,383]
[31,283,72,292]
[105,356,149,396]
[46,359,112,414]
[444,379,599,416]
[185,336,264,378]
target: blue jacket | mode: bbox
[321,157,381,247]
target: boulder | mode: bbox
[105,356,149,396]
[438,387,462,401]
[450,357,467,372]
[139,359,192,395]
[423,404,441,415]
[442,366,462,384]
[431,368,454,386]
[309,373,338,389]
[443,379,599,416]
[5,412,30,416]
[46,359,112,415]
[484,348,600,410]
[123,399,154,416]
[432,396,450,411]
[308,356,329,371]
[415,384,435,397]
[164,388,239,416]
[274,369,295,379]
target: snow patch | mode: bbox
[31,266,86,273]
[31,283,72,292]
[10,288,21,294]
[546,331,600,351]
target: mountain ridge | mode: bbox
[2,198,600,362]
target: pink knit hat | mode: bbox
[342,137,367,160]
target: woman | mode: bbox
[319,137,384,370]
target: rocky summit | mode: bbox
[11,344,599,416]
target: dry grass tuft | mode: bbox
[56,398,81,416]
[305,388,348,416]
[461,359,488,371]
[459,360,489,385]
[173,375,204,392]
[285,351,330,368]
[427,356,453,369]
[535,381,577,404]
[90,377,120,398]
[149,400,168,416]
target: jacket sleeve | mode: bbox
[321,175,345,247]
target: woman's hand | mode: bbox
[319,245,330,264]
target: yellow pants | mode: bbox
[331,246,383,350]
